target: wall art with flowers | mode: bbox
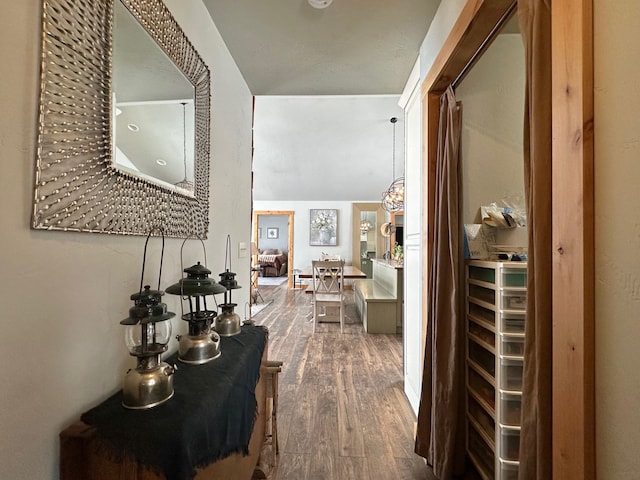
[309,209,338,246]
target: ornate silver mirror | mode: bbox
[33,0,210,237]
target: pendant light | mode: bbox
[381,117,404,212]
[308,0,333,8]
[360,220,372,234]
[174,102,194,193]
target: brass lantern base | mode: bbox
[122,362,175,409]
[215,304,241,337]
[177,331,221,364]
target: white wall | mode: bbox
[253,95,404,202]
[257,215,289,252]
[0,1,253,478]
[419,0,468,80]
[594,1,640,476]
[456,34,525,225]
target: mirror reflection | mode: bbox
[352,203,384,279]
[34,0,210,236]
[359,211,377,278]
[113,0,195,194]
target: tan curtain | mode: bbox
[415,86,464,479]
[517,1,552,479]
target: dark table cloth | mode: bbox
[81,324,268,480]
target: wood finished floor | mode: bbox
[251,282,479,480]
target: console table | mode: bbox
[60,325,269,480]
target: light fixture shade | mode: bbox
[175,178,194,192]
[308,0,333,8]
[360,220,372,233]
[251,242,260,255]
[382,177,405,213]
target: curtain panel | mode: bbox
[517,1,553,479]
[415,87,464,479]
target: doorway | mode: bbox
[253,210,295,289]
[419,0,595,477]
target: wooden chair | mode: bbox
[311,260,345,333]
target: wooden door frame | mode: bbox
[420,0,594,478]
[253,210,295,289]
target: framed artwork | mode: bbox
[310,209,338,246]
[267,227,279,239]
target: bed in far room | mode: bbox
[257,249,288,277]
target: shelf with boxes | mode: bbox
[465,260,527,480]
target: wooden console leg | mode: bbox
[253,360,283,479]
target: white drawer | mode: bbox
[501,312,525,335]
[500,357,523,391]
[501,334,524,357]
[499,428,520,462]
[502,291,527,310]
[499,391,522,426]
[499,459,519,480]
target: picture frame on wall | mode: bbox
[266,227,279,239]
[309,209,338,246]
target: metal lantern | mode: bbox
[215,235,242,336]
[166,239,228,364]
[120,230,176,409]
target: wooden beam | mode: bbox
[551,0,595,477]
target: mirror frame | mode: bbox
[33,0,211,237]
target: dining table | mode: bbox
[298,265,366,280]
[298,265,366,297]
[298,264,366,322]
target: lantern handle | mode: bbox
[139,226,165,295]
[178,235,208,299]
[178,235,208,278]
[224,234,232,271]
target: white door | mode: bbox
[401,66,423,415]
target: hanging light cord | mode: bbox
[181,102,187,183]
[390,116,397,181]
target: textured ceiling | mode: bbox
[201,0,441,95]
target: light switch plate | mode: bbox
[238,242,248,258]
